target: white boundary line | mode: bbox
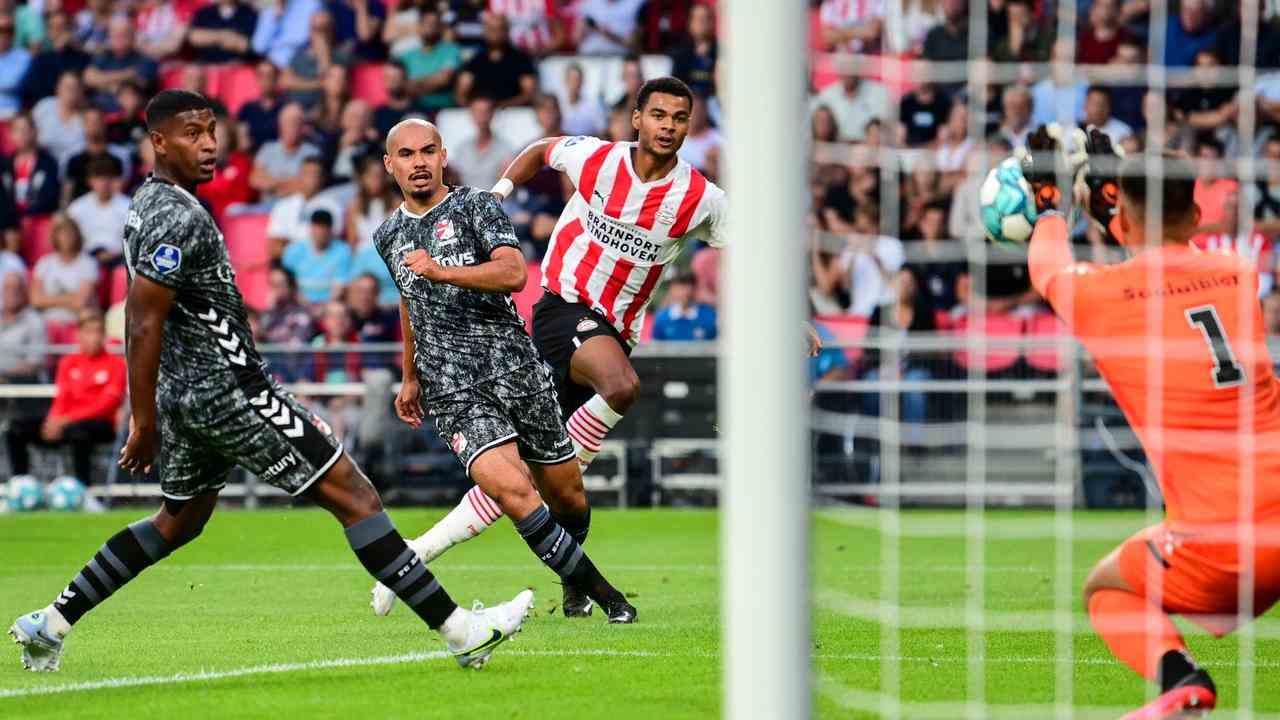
[9,647,1280,701]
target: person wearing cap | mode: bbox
[280,207,352,305]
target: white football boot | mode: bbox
[10,610,65,672]
[445,589,534,670]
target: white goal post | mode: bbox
[720,1,810,718]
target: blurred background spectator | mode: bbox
[399,9,462,114]
[0,9,32,117]
[575,0,644,57]
[260,267,315,381]
[0,275,47,386]
[281,208,351,305]
[449,95,514,188]
[189,0,258,65]
[251,101,320,201]
[66,155,128,269]
[670,3,715,98]
[652,273,717,342]
[267,155,343,256]
[1,113,60,220]
[456,12,537,107]
[30,214,98,343]
[557,62,606,136]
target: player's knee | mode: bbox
[600,371,640,413]
[543,480,587,516]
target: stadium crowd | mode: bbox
[2,0,1280,481]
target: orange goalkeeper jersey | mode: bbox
[1029,213,1280,529]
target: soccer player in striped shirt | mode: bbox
[374,76,727,619]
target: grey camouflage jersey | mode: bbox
[123,176,265,398]
[375,186,540,400]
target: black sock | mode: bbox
[345,512,457,629]
[551,507,591,546]
[1158,649,1206,693]
[515,506,621,606]
[54,519,172,625]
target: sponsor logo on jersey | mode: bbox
[576,317,598,332]
[451,432,468,454]
[438,252,477,267]
[655,204,678,226]
[151,244,182,274]
[585,211,662,262]
[261,453,299,480]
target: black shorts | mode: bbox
[157,373,343,499]
[424,361,575,477]
[531,291,632,419]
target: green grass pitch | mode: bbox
[2,508,1279,718]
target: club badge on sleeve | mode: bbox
[151,244,182,275]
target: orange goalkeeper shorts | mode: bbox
[1117,521,1280,637]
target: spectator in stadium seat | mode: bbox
[0,11,32,118]
[282,10,353,111]
[104,81,148,151]
[635,0,694,54]
[345,158,399,306]
[677,94,721,174]
[20,11,89,107]
[882,0,944,55]
[443,0,489,53]
[188,0,259,65]
[858,268,935,431]
[1191,190,1276,297]
[1170,49,1239,135]
[996,84,1033,149]
[490,0,564,57]
[898,82,951,147]
[652,273,717,342]
[134,0,188,61]
[252,0,323,69]
[807,319,850,384]
[1164,0,1222,68]
[382,0,430,56]
[347,272,399,371]
[1031,38,1088,128]
[73,0,111,54]
[455,12,538,107]
[557,62,608,137]
[574,0,643,56]
[818,0,884,55]
[1105,38,1147,131]
[197,106,257,221]
[251,102,322,201]
[1141,90,1194,154]
[332,0,388,62]
[922,0,968,93]
[669,3,717,99]
[62,108,128,204]
[1077,0,1134,64]
[4,310,125,486]
[1082,86,1134,148]
[809,74,888,143]
[311,300,362,382]
[605,104,637,142]
[934,101,975,192]
[237,61,286,151]
[373,61,413,137]
[1264,292,1280,338]
[989,0,1050,63]
[948,136,1009,243]
[281,208,353,305]
[0,114,61,220]
[900,160,947,239]
[260,266,316,381]
[66,156,129,269]
[1192,134,1239,231]
[811,104,840,144]
[448,96,515,189]
[328,100,380,183]
[0,274,47,386]
[31,214,99,339]
[399,9,463,114]
[267,155,345,256]
[691,244,720,306]
[83,15,158,100]
[609,54,645,111]
[908,201,965,315]
[835,204,905,317]
[1247,137,1280,224]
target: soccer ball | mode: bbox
[46,476,87,512]
[6,475,45,512]
[979,157,1038,245]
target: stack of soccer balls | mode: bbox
[3,475,87,512]
[979,157,1038,245]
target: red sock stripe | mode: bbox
[474,487,502,521]
[567,419,603,451]
[570,412,608,441]
[466,488,494,523]
[575,409,611,435]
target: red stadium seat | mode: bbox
[1025,312,1068,373]
[108,265,129,305]
[950,313,1023,373]
[213,63,260,117]
[814,313,871,366]
[351,63,389,108]
[0,118,14,155]
[221,213,271,269]
[159,63,187,91]
[20,214,54,264]
[512,260,543,331]
[237,266,271,311]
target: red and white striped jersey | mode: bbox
[819,0,885,53]
[1191,230,1276,296]
[541,135,727,345]
[489,0,558,54]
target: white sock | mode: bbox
[566,394,624,470]
[42,605,71,638]
[412,486,501,562]
[438,605,470,644]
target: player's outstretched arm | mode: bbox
[118,275,176,474]
[491,137,563,199]
[402,246,527,293]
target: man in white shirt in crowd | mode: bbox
[448,95,514,189]
[677,94,721,174]
[558,62,607,136]
[66,156,129,267]
[1082,85,1134,147]
[250,101,321,201]
[809,73,888,142]
[266,155,345,260]
[575,0,643,56]
[840,203,904,316]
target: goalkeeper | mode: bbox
[1019,127,1280,720]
